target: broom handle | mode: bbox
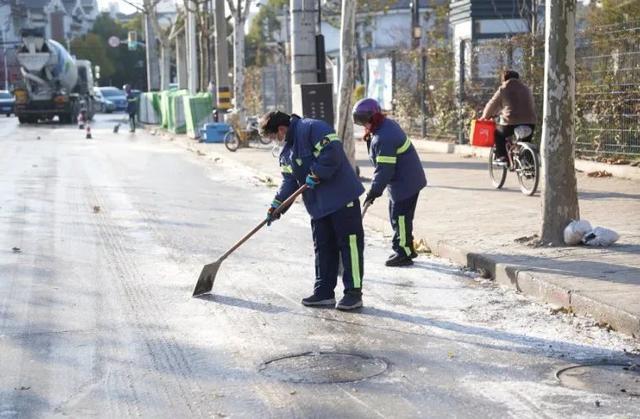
[218,184,308,261]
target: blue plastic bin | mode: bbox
[202,122,230,143]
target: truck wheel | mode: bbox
[18,116,27,124]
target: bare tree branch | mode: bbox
[226,0,237,16]
[242,0,251,19]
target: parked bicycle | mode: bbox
[224,115,272,152]
[488,125,540,196]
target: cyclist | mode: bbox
[480,70,537,162]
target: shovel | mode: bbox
[192,184,308,296]
[361,201,372,218]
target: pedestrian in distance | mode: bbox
[353,98,427,267]
[479,70,537,162]
[259,110,366,311]
[123,84,138,133]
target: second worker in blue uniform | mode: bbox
[259,111,365,310]
[353,98,427,267]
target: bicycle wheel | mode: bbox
[258,132,272,145]
[224,131,240,152]
[488,146,507,189]
[515,143,540,196]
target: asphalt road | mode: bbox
[1,115,638,418]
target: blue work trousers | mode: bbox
[310,200,364,298]
[389,193,419,256]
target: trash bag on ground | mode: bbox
[564,219,592,245]
[582,227,620,247]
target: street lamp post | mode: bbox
[411,1,427,138]
[2,19,9,90]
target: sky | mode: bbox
[98,0,141,15]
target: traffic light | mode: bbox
[94,65,100,80]
[128,31,137,50]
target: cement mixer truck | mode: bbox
[13,28,96,124]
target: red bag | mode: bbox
[469,119,496,147]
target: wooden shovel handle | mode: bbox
[218,184,308,261]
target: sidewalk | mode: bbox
[162,131,640,339]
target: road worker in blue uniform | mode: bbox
[353,98,427,267]
[259,110,366,310]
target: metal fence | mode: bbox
[388,21,640,158]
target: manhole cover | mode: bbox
[259,351,388,384]
[556,363,640,397]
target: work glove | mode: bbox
[363,189,382,206]
[266,199,282,226]
[305,173,320,189]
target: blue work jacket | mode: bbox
[126,92,138,114]
[367,117,427,202]
[274,116,364,220]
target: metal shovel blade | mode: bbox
[192,259,222,296]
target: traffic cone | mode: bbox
[85,122,92,139]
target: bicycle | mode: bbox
[224,115,272,152]
[488,125,540,196]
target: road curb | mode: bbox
[425,235,640,338]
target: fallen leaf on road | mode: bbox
[16,386,30,391]
[289,391,296,395]
[587,170,612,178]
[93,206,101,213]
[197,150,206,156]
[550,306,573,315]
[413,238,431,254]
[12,247,21,253]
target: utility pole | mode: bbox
[214,0,231,115]
[290,0,319,115]
[144,6,160,90]
[186,0,198,94]
[540,0,580,245]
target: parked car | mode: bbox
[0,90,15,116]
[93,87,116,113]
[97,86,127,112]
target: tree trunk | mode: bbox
[336,0,356,169]
[540,0,580,245]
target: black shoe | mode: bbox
[385,253,413,267]
[389,251,418,259]
[336,293,363,311]
[301,294,336,307]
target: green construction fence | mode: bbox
[184,93,214,139]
